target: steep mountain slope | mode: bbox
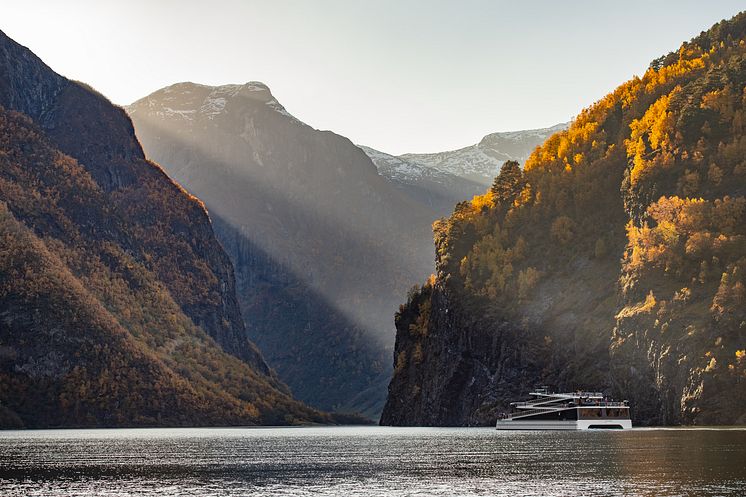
[127,84,435,417]
[0,30,260,368]
[382,13,746,427]
[0,30,331,428]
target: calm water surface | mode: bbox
[1,426,745,496]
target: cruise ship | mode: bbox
[496,388,632,430]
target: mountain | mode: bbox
[127,83,436,417]
[391,123,568,186]
[360,124,567,216]
[0,30,338,428]
[358,145,486,216]
[382,12,746,427]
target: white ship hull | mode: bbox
[496,419,632,430]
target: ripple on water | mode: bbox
[1,426,745,496]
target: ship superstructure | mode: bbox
[496,388,632,430]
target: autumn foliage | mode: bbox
[0,107,339,428]
[389,12,746,425]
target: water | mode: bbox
[1,426,745,496]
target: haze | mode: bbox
[2,0,743,154]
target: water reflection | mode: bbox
[1,427,745,496]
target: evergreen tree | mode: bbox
[490,160,524,205]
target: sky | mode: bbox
[2,1,744,154]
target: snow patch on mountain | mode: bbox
[128,81,299,122]
[358,145,451,184]
[362,123,569,187]
[480,122,568,143]
[397,123,570,185]
[400,145,504,185]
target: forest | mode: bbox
[383,13,746,426]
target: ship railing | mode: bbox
[513,400,563,408]
[511,397,626,407]
[509,407,564,419]
[510,402,629,419]
[514,399,628,408]
[574,391,605,398]
[528,391,606,399]
[513,398,576,408]
[513,396,573,407]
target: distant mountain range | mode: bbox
[363,123,567,186]
[360,124,567,216]
[357,146,483,215]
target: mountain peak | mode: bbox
[155,80,271,95]
[129,80,295,121]
[239,81,271,92]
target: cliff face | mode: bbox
[0,31,332,428]
[380,283,543,426]
[381,255,622,427]
[127,82,435,417]
[382,13,746,426]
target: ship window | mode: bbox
[581,408,603,418]
[605,408,629,419]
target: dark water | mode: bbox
[1,426,745,496]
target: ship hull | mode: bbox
[496,419,632,430]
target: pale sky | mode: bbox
[2,1,744,154]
